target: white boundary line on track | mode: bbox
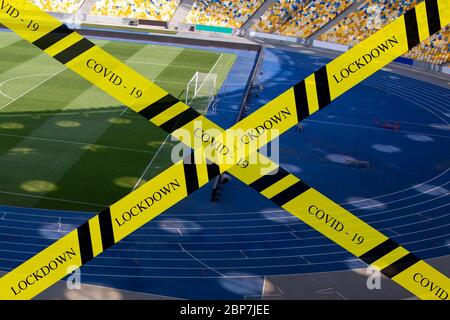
[0,68,66,111]
[0,170,447,220]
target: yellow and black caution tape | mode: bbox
[0,0,448,300]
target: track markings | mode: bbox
[178,243,226,277]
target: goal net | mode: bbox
[186,71,218,113]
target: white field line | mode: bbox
[0,73,56,101]
[131,55,225,189]
[0,132,156,154]
[0,68,67,111]
[120,106,128,116]
[0,189,103,207]
[133,133,171,191]
[128,60,211,71]
[128,58,248,77]
[0,90,14,100]
[261,275,267,299]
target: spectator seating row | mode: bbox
[319,0,419,45]
[31,0,84,14]
[252,0,353,39]
[279,0,353,38]
[403,26,449,66]
[90,0,180,21]
[252,0,304,34]
[185,0,264,29]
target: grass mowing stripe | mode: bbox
[0,39,45,74]
[67,41,184,110]
[23,41,159,210]
[0,132,157,153]
[2,40,140,113]
[0,33,235,211]
[153,49,225,111]
[0,69,66,112]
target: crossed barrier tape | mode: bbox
[0,0,448,300]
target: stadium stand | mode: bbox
[279,0,354,38]
[319,0,449,65]
[31,0,84,14]
[403,26,450,66]
[319,0,420,46]
[185,0,264,29]
[252,0,303,34]
[252,0,354,38]
[90,0,181,21]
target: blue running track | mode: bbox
[0,45,448,299]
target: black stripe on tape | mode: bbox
[159,108,201,133]
[53,38,95,65]
[404,8,420,50]
[360,238,399,265]
[425,0,441,35]
[183,152,199,195]
[293,80,310,122]
[270,180,311,207]
[33,24,73,51]
[206,159,221,181]
[139,94,179,120]
[98,207,115,251]
[314,66,331,109]
[77,221,94,265]
[381,253,420,279]
[249,168,289,192]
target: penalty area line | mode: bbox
[0,68,67,112]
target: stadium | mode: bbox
[0,0,448,302]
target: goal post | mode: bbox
[186,71,218,113]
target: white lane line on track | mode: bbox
[1,237,447,262]
[1,208,447,237]
[0,69,67,111]
[364,81,449,124]
[178,243,226,277]
[1,172,447,226]
[366,79,450,116]
[0,60,444,250]
[303,119,450,139]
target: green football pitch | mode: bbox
[0,32,236,212]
